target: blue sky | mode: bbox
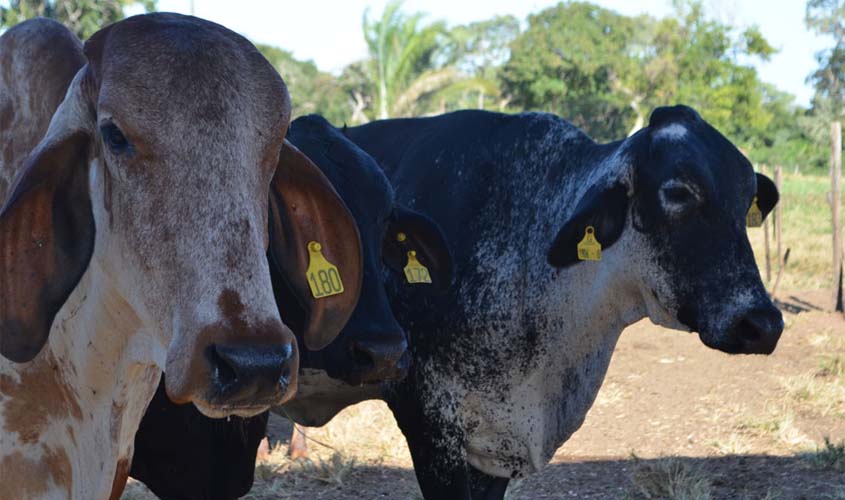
[147,0,829,107]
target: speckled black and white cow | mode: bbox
[345,106,783,500]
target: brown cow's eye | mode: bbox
[100,123,130,153]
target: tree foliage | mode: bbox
[501,2,645,140]
[257,44,350,125]
[0,0,155,40]
[362,0,455,119]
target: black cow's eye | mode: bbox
[662,186,694,204]
[100,123,130,153]
[659,180,701,215]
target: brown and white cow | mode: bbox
[0,18,85,202]
[0,14,362,499]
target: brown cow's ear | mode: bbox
[0,130,94,362]
[268,140,363,351]
[0,67,96,363]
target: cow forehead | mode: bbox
[91,14,288,137]
[646,121,755,198]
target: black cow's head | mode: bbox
[548,105,782,355]
[275,115,453,385]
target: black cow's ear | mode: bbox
[755,173,778,221]
[547,182,629,268]
[383,206,453,292]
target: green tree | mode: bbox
[424,15,520,113]
[0,0,155,40]
[805,0,845,122]
[500,2,647,140]
[500,1,776,146]
[257,44,351,125]
[362,0,456,119]
[638,1,775,146]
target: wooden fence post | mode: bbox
[831,121,843,312]
[774,166,783,273]
[761,165,771,284]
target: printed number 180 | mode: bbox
[309,268,342,297]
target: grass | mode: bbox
[296,453,357,486]
[747,171,845,292]
[779,367,845,418]
[738,405,812,448]
[621,455,713,500]
[709,432,751,455]
[817,355,845,378]
[802,437,845,471]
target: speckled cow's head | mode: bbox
[0,14,362,417]
[548,105,783,355]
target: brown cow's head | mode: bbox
[0,14,362,418]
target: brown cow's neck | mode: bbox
[0,259,162,499]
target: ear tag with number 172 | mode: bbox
[306,241,344,298]
[577,226,602,261]
[746,196,763,227]
[397,232,433,284]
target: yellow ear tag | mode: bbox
[306,241,344,298]
[404,250,432,284]
[577,226,601,261]
[746,196,763,228]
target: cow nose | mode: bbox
[733,305,784,354]
[208,343,294,405]
[350,339,408,383]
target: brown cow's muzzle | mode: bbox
[206,342,295,406]
[165,319,299,418]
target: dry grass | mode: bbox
[737,405,812,448]
[709,432,751,455]
[802,437,845,471]
[780,372,845,417]
[622,455,713,500]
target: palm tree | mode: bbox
[362,0,457,119]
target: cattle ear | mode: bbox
[755,173,778,221]
[383,205,453,292]
[0,70,95,362]
[547,182,628,268]
[268,140,363,351]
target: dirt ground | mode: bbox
[124,289,845,499]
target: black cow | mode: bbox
[344,106,783,499]
[129,114,452,500]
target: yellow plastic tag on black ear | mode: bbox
[577,226,601,261]
[404,250,432,284]
[306,241,344,298]
[746,196,763,228]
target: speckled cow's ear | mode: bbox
[383,205,454,292]
[754,173,778,222]
[547,182,629,268]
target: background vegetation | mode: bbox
[3,0,844,173]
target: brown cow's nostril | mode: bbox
[206,343,293,406]
[209,345,239,389]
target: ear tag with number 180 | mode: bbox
[746,196,763,228]
[306,241,344,298]
[577,226,602,261]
